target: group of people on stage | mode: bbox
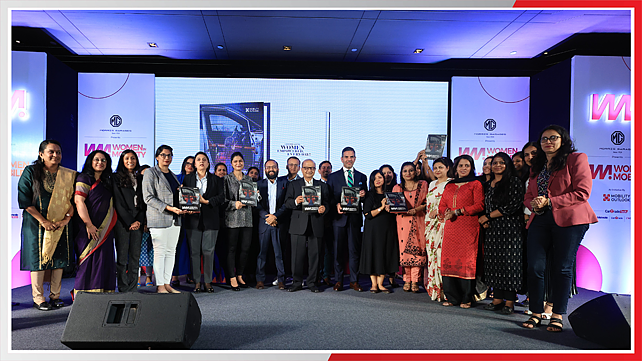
[18,124,597,333]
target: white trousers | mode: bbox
[149,224,181,286]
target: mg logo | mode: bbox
[484,119,496,131]
[591,94,631,122]
[611,131,625,145]
[110,115,122,127]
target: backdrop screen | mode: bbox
[156,78,448,182]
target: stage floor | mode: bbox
[11,276,610,351]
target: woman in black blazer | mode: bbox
[182,152,225,293]
[112,150,145,293]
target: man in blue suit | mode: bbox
[255,159,288,290]
[326,147,368,291]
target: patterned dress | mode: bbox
[483,177,525,292]
[423,178,451,300]
[393,181,428,267]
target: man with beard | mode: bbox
[255,159,288,289]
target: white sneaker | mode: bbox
[272,279,279,286]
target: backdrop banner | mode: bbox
[77,73,155,170]
[450,76,530,174]
[570,56,631,294]
[11,51,47,288]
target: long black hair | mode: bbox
[82,150,113,186]
[180,156,195,177]
[530,125,577,177]
[31,139,62,202]
[368,169,385,191]
[453,154,476,179]
[512,151,529,183]
[379,164,397,192]
[399,161,418,191]
[490,152,517,206]
[114,150,140,188]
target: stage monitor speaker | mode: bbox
[568,293,630,350]
[61,291,201,349]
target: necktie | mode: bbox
[347,169,354,187]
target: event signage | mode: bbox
[77,73,155,170]
[302,186,322,212]
[179,187,201,212]
[570,56,631,294]
[450,77,529,174]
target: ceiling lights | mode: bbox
[283,45,292,51]
[414,48,423,54]
[148,42,158,48]
[217,45,224,49]
[510,51,517,55]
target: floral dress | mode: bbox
[423,178,451,301]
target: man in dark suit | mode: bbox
[255,159,288,290]
[284,159,330,292]
[317,161,334,286]
[326,147,367,292]
[276,156,301,282]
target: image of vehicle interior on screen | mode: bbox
[200,102,266,173]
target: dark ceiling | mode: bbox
[11,9,631,80]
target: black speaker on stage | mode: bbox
[61,291,201,349]
[568,293,630,349]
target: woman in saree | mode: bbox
[18,140,76,310]
[72,150,117,295]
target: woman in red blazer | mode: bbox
[522,125,597,332]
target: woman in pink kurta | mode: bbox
[393,162,428,293]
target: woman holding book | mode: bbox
[223,152,255,291]
[183,152,225,293]
[423,157,454,301]
[393,162,428,293]
[359,170,399,293]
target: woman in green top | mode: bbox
[18,140,76,311]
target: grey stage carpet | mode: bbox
[11,276,608,351]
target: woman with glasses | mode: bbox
[18,140,76,310]
[223,152,255,291]
[73,150,117,296]
[479,152,525,315]
[142,145,186,293]
[439,155,485,308]
[521,125,597,332]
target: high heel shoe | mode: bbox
[193,283,202,293]
[229,281,241,291]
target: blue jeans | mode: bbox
[527,210,589,315]
[256,226,285,283]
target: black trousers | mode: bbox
[227,227,252,278]
[494,288,517,302]
[527,210,589,315]
[114,221,142,293]
[291,231,321,287]
[443,276,475,305]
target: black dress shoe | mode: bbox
[33,301,52,311]
[309,285,320,293]
[49,298,64,308]
[238,282,249,289]
[287,284,303,292]
[483,302,505,311]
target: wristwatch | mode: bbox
[455,209,463,216]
